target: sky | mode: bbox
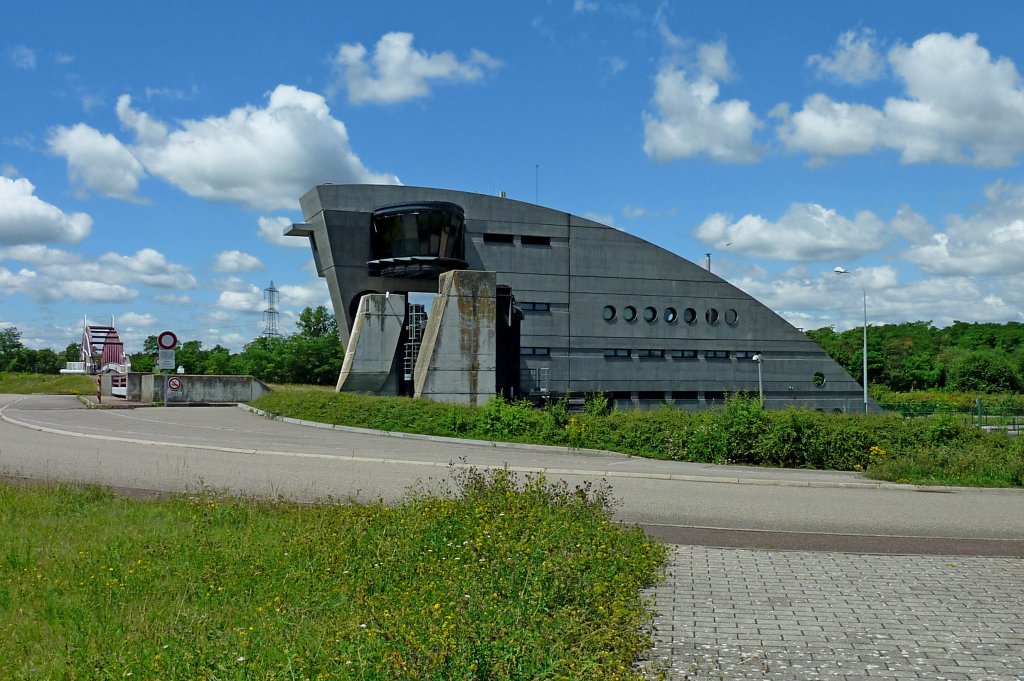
[4,1,1024,353]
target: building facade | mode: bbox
[289,184,869,411]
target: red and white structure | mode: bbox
[61,317,132,396]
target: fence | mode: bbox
[889,398,1024,431]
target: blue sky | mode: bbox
[4,1,1024,352]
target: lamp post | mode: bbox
[751,353,763,406]
[834,266,868,413]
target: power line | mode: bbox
[262,281,281,338]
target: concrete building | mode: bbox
[288,184,869,411]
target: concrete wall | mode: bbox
[337,293,406,393]
[414,270,497,406]
[141,375,270,404]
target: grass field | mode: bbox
[0,372,96,395]
[0,469,667,680]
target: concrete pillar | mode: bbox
[414,271,497,406]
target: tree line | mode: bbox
[0,306,344,387]
[9,312,1024,394]
[806,320,1024,393]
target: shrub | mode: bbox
[476,395,542,440]
[249,389,1024,488]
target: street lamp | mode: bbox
[834,266,868,413]
[751,353,763,406]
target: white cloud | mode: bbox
[144,86,198,101]
[154,294,191,305]
[277,282,329,309]
[581,212,617,228]
[696,203,886,262]
[643,40,762,163]
[622,204,677,219]
[332,32,500,105]
[60,280,138,303]
[0,267,40,297]
[48,123,146,200]
[884,33,1024,166]
[258,216,307,248]
[777,33,1024,166]
[117,312,157,328]
[0,244,80,266]
[697,41,732,81]
[603,56,628,80]
[113,86,399,210]
[772,95,883,160]
[39,248,198,290]
[97,249,198,289]
[888,205,933,244]
[903,181,1024,275]
[807,28,886,84]
[10,45,36,70]
[214,250,264,273]
[216,284,264,313]
[0,177,92,245]
[574,0,599,12]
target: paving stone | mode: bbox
[641,546,1024,680]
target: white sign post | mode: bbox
[156,331,179,402]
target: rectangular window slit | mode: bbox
[483,233,515,244]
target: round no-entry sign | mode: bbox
[157,331,178,350]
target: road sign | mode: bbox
[167,376,183,391]
[157,331,178,350]
[157,349,176,370]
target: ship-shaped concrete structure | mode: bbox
[288,184,869,411]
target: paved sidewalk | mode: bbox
[645,546,1024,680]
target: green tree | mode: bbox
[297,305,338,338]
[130,352,156,373]
[233,307,344,385]
[63,342,81,363]
[945,348,1022,392]
[0,326,23,370]
[202,345,233,374]
[174,340,203,374]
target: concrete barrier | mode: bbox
[141,374,270,404]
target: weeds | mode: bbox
[0,472,666,679]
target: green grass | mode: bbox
[250,389,1024,489]
[0,470,666,680]
[0,372,96,395]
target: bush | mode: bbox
[249,391,1024,488]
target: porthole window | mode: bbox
[813,372,826,387]
[602,305,617,321]
[683,307,697,324]
[706,308,720,325]
[623,305,637,322]
[643,306,657,322]
[664,307,678,323]
[725,308,738,325]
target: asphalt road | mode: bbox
[2,394,1022,555]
